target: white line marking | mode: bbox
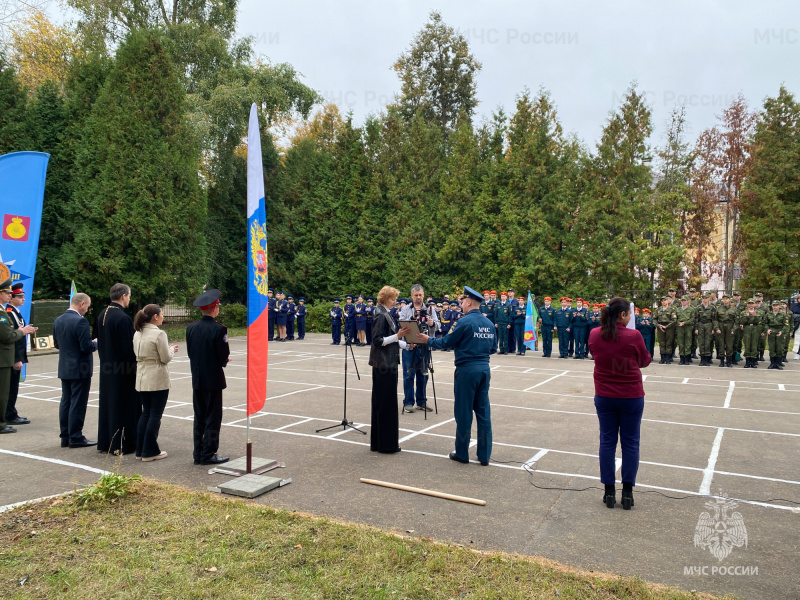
[524,449,548,468]
[724,380,735,409]
[273,417,315,431]
[0,491,75,514]
[699,428,725,495]
[327,425,368,438]
[524,370,568,391]
[682,378,689,384]
[0,449,108,475]
[399,418,455,443]
[615,458,622,474]
[778,384,786,391]
[469,439,478,448]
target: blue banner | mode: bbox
[0,152,50,375]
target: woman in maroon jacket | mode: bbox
[587,297,651,510]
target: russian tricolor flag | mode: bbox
[247,104,269,416]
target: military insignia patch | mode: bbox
[249,219,269,296]
[0,316,6,323]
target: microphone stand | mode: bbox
[316,338,365,435]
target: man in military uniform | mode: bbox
[296,297,307,340]
[507,288,519,353]
[494,291,513,354]
[512,296,527,355]
[674,295,696,365]
[694,293,718,366]
[418,286,496,466]
[480,291,494,325]
[330,299,343,345]
[740,299,764,368]
[267,288,276,341]
[343,294,356,345]
[5,283,31,426]
[755,292,767,361]
[186,289,230,465]
[715,294,738,368]
[688,289,701,358]
[655,296,676,364]
[571,298,589,359]
[732,291,745,363]
[439,300,452,351]
[365,297,375,345]
[538,296,557,357]
[285,295,297,341]
[0,281,36,433]
[765,300,787,370]
[555,297,573,358]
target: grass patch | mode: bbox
[0,479,728,599]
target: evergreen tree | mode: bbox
[740,86,800,288]
[63,31,206,305]
[0,52,27,153]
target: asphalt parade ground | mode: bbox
[1,333,798,599]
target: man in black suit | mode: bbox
[53,292,98,448]
[186,289,230,465]
[6,283,31,426]
[0,279,37,434]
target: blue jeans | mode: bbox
[401,347,428,407]
[594,395,644,485]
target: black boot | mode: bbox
[691,352,698,359]
[776,357,784,370]
[752,357,758,368]
[726,357,733,368]
[621,482,634,510]
[699,355,707,366]
[768,357,776,370]
[679,356,686,365]
[603,484,616,508]
[686,355,694,363]
[719,357,725,367]
[759,352,765,362]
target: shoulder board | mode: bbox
[5,306,12,313]
[215,320,227,328]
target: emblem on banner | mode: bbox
[249,220,269,296]
[2,214,30,242]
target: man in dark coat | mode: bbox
[186,289,230,465]
[94,283,139,455]
[5,283,31,426]
[53,292,98,447]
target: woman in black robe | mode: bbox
[94,284,140,455]
[368,286,411,453]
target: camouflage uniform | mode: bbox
[740,302,764,368]
[715,298,739,367]
[655,299,676,364]
[765,304,788,370]
[694,298,718,366]
[674,297,696,365]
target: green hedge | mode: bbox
[305,303,335,334]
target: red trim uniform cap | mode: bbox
[10,283,23,296]
[482,290,490,295]
[490,290,497,295]
[576,298,584,303]
[544,296,551,301]
[559,296,568,302]
[642,308,652,313]
[193,289,221,310]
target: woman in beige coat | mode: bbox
[133,305,178,461]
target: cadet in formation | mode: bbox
[343,294,356,345]
[555,297,573,358]
[715,294,738,367]
[694,293,718,367]
[637,308,656,358]
[674,295,696,365]
[538,297,557,358]
[740,299,764,368]
[365,297,375,345]
[330,298,343,345]
[494,291,513,354]
[354,295,367,346]
[655,296,676,364]
[765,300,787,370]
[285,295,297,340]
[296,297,307,340]
[267,288,276,341]
[512,296,527,356]
[571,298,589,359]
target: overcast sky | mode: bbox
[235,0,799,149]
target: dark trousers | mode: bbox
[365,322,372,344]
[508,324,516,353]
[541,327,554,356]
[557,327,569,357]
[0,367,11,430]
[268,314,275,340]
[573,326,587,357]
[5,367,20,421]
[594,395,644,485]
[513,321,526,354]
[568,329,574,355]
[331,320,342,344]
[192,388,223,462]
[401,347,428,407]
[453,365,492,463]
[59,378,92,443]
[137,389,169,458]
[286,317,295,340]
[345,320,355,344]
[297,317,306,339]
[497,324,509,353]
[370,367,399,453]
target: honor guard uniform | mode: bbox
[422,286,496,466]
[365,297,375,345]
[571,298,589,359]
[555,297,573,358]
[5,283,29,425]
[343,295,356,345]
[538,297,557,357]
[494,291,513,354]
[267,288,276,341]
[740,299,764,368]
[512,297,527,355]
[715,294,738,367]
[694,294,719,366]
[637,308,656,358]
[674,295,696,364]
[330,299,343,345]
[765,301,787,370]
[286,295,297,340]
[186,289,230,465]
[296,297,307,340]
[655,296,677,364]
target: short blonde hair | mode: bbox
[377,286,400,305]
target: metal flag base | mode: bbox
[209,474,292,499]
[208,456,284,477]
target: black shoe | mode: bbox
[69,438,97,448]
[7,416,30,425]
[449,451,468,464]
[0,426,17,434]
[417,405,433,412]
[480,460,489,466]
[621,487,634,510]
[200,454,229,465]
[61,438,69,447]
[603,484,616,508]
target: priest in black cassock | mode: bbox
[94,283,140,455]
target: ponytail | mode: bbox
[133,304,161,332]
[599,296,630,342]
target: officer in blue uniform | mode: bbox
[507,289,519,353]
[275,291,288,341]
[439,301,452,351]
[555,297,573,358]
[637,308,656,358]
[330,299,343,345]
[571,298,589,359]
[354,295,367,346]
[365,297,375,345]
[296,297,307,340]
[286,295,297,340]
[343,294,356,345]
[390,299,401,328]
[267,288,276,341]
[479,290,494,325]
[538,296,557,357]
[418,286,496,466]
[512,296,527,355]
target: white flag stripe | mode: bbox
[247,103,265,218]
